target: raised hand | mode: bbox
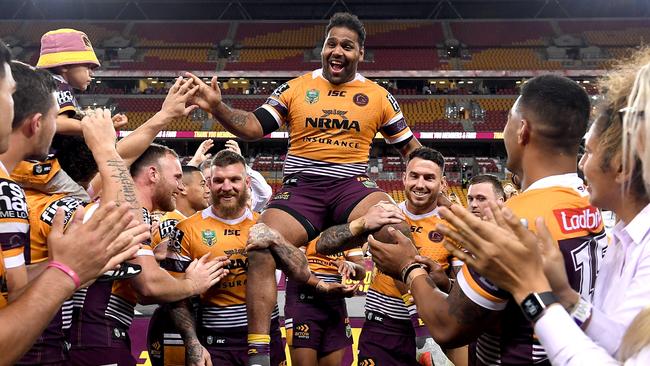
[184,72,222,113]
[111,113,128,130]
[160,76,200,119]
[81,108,117,153]
[188,139,215,167]
[224,139,241,155]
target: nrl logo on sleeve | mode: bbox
[305,89,320,104]
[33,163,52,176]
[201,229,217,247]
[553,206,602,234]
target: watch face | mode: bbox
[523,297,543,319]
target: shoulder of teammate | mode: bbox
[374,87,412,147]
[152,210,186,245]
[160,214,198,274]
[52,75,78,116]
[507,186,604,239]
[0,172,29,265]
[253,73,310,135]
[456,264,510,311]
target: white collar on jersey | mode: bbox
[52,73,69,85]
[398,201,441,221]
[312,68,366,83]
[524,173,585,193]
[0,161,8,175]
[201,206,253,225]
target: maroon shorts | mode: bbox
[358,312,419,366]
[199,321,285,366]
[284,279,353,354]
[67,343,136,366]
[266,173,382,241]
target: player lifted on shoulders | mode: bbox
[183,12,420,365]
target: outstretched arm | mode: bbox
[116,77,199,166]
[368,227,500,348]
[316,201,405,255]
[184,73,265,141]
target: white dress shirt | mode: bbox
[535,305,650,366]
[586,202,650,354]
[534,202,650,365]
[246,166,273,212]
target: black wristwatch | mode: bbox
[520,291,558,323]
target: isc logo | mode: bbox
[410,225,423,233]
[328,90,347,97]
[223,229,241,236]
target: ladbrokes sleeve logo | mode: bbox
[0,179,28,219]
[553,206,602,234]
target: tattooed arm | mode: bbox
[183,73,265,141]
[81,109,142,214]
[409,274,500,348]
[169,300,212,366]
[316,202,405,255]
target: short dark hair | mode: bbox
[326,12,366,48]
[130,143,178,177]
[10,61,57,129]
[211,149,247,170]
[53,135,98,187]
[407,147,445,174]
[469,174,506,200]
[0,41,11,78]
[182,165,201,175]
[518,75,590,155]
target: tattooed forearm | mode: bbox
[106,159,139,209]
[169,299,198,341]
[222,103,251,129]
[270,244,311,283]
[231,111,249,128]
[316,223,365,255]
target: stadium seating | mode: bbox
[462,48,563,70]
[97,95,515,132]
[474,157,499,173]
[472,98,515,132]
[115,48,216,71]
[449,20,554,47]
[558,19,650,46]
[130,22,229,47]
[15,21,125,45]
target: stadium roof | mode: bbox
[1,0,649,20]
